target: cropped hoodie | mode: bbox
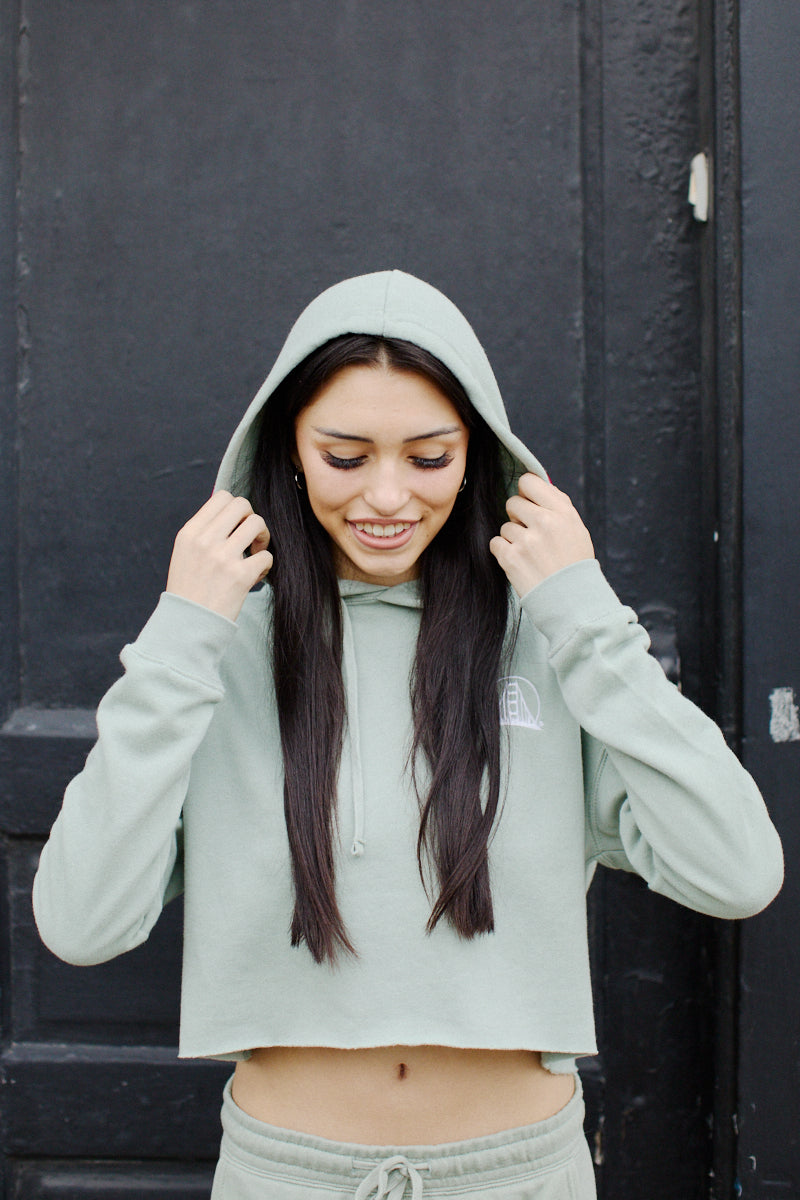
[33,270,784,1073]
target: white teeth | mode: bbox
[354,522,412,538]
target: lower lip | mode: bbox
[348,522,418,550]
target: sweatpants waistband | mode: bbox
[219,1073,586,1192]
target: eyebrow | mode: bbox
[313,425,462,443]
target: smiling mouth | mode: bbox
[349,521,417,549]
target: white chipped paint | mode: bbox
[769,687,800,743]
[689,152,710,222]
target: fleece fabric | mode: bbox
[32,270,783,1072]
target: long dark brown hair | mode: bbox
[248,335,512,963]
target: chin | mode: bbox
[342,551,420,587]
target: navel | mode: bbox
[396,1062,408,1081]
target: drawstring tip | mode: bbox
[351,839,366,857]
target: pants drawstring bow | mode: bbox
[354,1154,429,1200]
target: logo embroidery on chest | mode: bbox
[498,676,544,730]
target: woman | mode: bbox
[33,270,783,1199]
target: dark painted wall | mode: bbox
[738,2,800,1191]
[14,0,584,709]
[0,1,765,1196]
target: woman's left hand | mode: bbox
[489,473,595,597]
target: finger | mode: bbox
[245,548,273,585]
[179,489,234,534]
[489,535,521,577]
[207,494,256,539]
[505,494,539,526]
[203,488,232,509]
[497,519,529,545]
[517,472,568,507]
[249,526,271,556]
[227,513,269,556]
[203,489,240,516]
[239,549,273,588]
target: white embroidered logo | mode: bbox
[499,676,543,730]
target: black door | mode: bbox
[735,2,800,1191]
[1,2,785,1196]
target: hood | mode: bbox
[215,270,544,861]
[214,269,547,497]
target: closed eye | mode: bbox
[323,452,366,470]
[411,453,453,469]
[323,452,453,470]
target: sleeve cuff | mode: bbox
[126,592,239,685]
[519,560,632,652]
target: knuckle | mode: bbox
[176,525,197,549]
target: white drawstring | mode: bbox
[341,601,366,856]
[353,1154,428,1200]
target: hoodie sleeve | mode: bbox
[32,592,239,965]
[520,560,784,919]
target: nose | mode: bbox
[362,462,411,515]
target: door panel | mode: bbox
[11,1161,215,1199]
[1,2,720,1195]
[738,1,800,1189]
[9,845,182,1044]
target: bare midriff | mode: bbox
[231,1046,575,1144]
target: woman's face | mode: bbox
[293,363,469,586]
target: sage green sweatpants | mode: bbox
[210,1075,596,1199]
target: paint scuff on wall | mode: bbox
[769,687,800,743]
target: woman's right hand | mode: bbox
[165,490,273,622]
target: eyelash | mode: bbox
[322,453,453,471]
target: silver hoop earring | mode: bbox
[294,470,305,492]
[458,475,467,493]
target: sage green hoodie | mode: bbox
[33,271,783,1072]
